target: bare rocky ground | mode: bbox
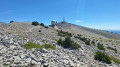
[0,22,120,67]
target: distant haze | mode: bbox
[107,30,120,34]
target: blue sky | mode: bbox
[0,0,120,30]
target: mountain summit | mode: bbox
[50,20,120,39]
[0,21,120,66]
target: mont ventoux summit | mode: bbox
[0,18,120,67]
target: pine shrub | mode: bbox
[57,37,81,49]
[97,43,105,50]
[94,51,111,64]
[32,21,39,26]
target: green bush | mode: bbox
[94,51,111,64]
[111,56,120,64]
[42,40,48,43]
[57,38,63,45]
[58,37,81,49]
[97,43,105,50]
[24,42,44,49]
[74,36,91,45]
[10,20,14,23]
[107,47,117,51]
[32,21,39,26]
[71,42,81,49]
[40,23,44,26]
[54,39,58,42]
[39,30,41,32]
[77,34,82,36]
[57,30,72,37]
[44,44,56,49]
[91,40,96,46]
[63,37,72,48]
[85,40,91,45]
[74,36,86,42]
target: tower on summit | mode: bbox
[63,17,65,21]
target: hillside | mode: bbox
[53,21,120,39]
[0,22,120,67]
[72,24,120,39]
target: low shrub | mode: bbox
[97,43,105,50]
[24,42,57,50]
[24,42,44,49]
[74,36,91,45]
[58,37,81,49]
[32,21,39,26]
[91,40,96,46]
[85,40,91,45]
[57,38,63,45]
[40,23,44,26]
[39,30,41,32]
[74,36,86,42]
[94,51,111,64]
[71,42,81,49]
[10,20,14,23]
[44,44,56,49]
[54,39,58,42]
[42,40,48,43]
[111,56,120,64]
[107,47,117,51]
[57,30,72,37]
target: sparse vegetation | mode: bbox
[85,39,91,45]
[57,38,63,45]
[91,40,96,46]
[111,56,120,64]
[39,30,41,32]
[3,64,9,67]
[74,36,91,45]
[71,42,81,49]
[18,35,24,38]
[107,46,117,52]
[32,21,39,26]
[40,33,44,35]
[58,37,81,49]
[94,51,111,64]
[74,36,86,41]
[24,42,44,49]
[77,34,82,36]
[44,44,56,49]
[40,23,44,26]
[54,39,58,42]
[57,30,72,37]
[97,43,105,50]
[24,42,56,50]
[42,40,48,43]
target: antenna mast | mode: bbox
[63,17,65,21]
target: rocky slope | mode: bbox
[71,24,120,39]
[0,22,120,67]
[54,21,120,39]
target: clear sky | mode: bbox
[0,0,120,30]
